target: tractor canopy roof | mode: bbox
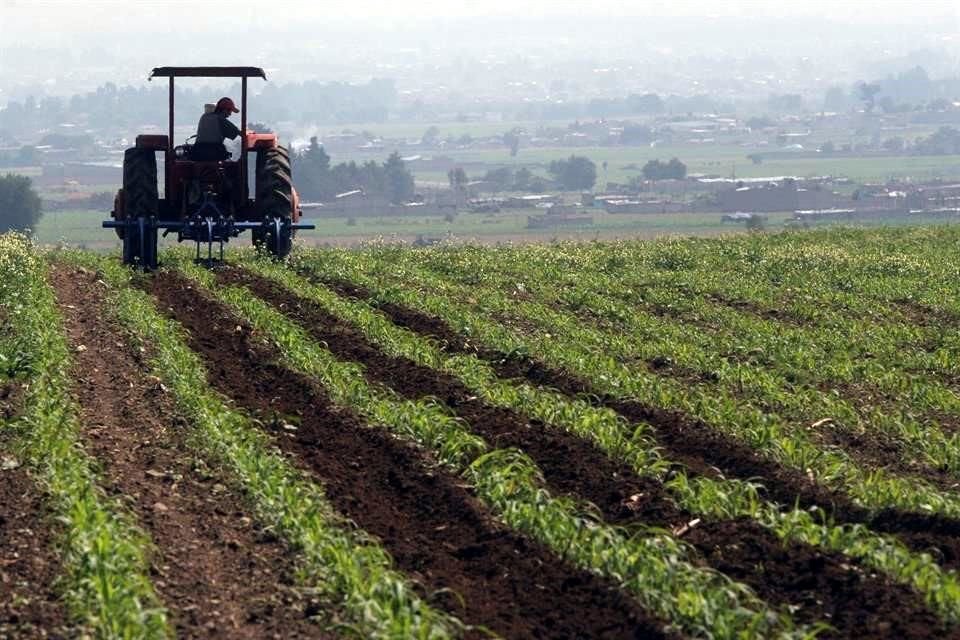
[150,66,267,79]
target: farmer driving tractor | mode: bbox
[193,96,241,161]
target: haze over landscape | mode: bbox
[12,4,960,640]
[2,0,960,245]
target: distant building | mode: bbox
[717,179,837,213]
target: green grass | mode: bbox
[33,209,119,248]
[339,143,960,185]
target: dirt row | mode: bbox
[314,276,960,572]
[0,382,73,639]
[627,354,960,498]
[51,267,326,640]
[230,268,953,639]
[148,269,670,639]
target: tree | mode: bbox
[914,126,960,155]
[294,141,415,203]
[483,167,514,191]
[767,94,803,112]
[745,116,774,130]
[857,82,882,113]
[503,130,521,157]
[0,174,42,232]
[626,93,664,114]
[383,152,414,204]
[548,155,596,190]
[641,158,686,180]
[294,137,335,200]
[621,124,653,145]
[823,86,849,112]
[16,146,39,166]
[447,167,468,190]
[882,137,905,152]
[819,141,835,154]
[422,126,440,146]
[513,167,534,191]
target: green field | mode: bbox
[7,226,960,637]
[36,206,960,250]
[400,147,960,186]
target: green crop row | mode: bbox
[170,254,819,640]
[320,247,960,521]
[280,251,960,624]
[385,244,960,481]
[62,249,461,640]
[0,235,169,639]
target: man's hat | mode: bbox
[216,97,239,114]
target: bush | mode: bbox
[0,173,42,232]
[642,158,687,180]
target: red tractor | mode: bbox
[103,66,313,269]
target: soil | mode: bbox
[231,268,957,638]
[147,269,674,640]
[216,267,689,530]
[0,383,75,640]
[50,266,328,640]
[685,518,959,639]
[888,298,960,330]
[308,276,960,573]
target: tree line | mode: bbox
[293,138,414,203]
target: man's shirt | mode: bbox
[196,112,241,145]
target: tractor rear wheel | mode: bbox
[253,146,294,259]
[120,148,159,267]
[122,147,158,217]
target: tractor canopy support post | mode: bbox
[167,76,174,201]
[241,76,248,202]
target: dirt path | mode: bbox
[148,269,674,640]
[0,383,74,639]
[50,266,327,640]
[230,268,960,639]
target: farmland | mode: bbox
[5,226,960,638]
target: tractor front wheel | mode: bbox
[121,216,158,270]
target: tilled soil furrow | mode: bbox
[218,266,688,530]
[51,266,326,640]
[149,270,671,640]
[684,518,958,639]
[235,270,957,639]
[0,384,74,640]
[310,278,960,572]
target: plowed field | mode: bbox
[5,226,960,639]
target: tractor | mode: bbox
[103,66,314,269]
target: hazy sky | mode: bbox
[1,0,958,100]
[1,0,957,38]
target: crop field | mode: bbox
[6,226,960,638]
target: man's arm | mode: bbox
[221,117,241,140]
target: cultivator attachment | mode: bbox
[102,215,314,270]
